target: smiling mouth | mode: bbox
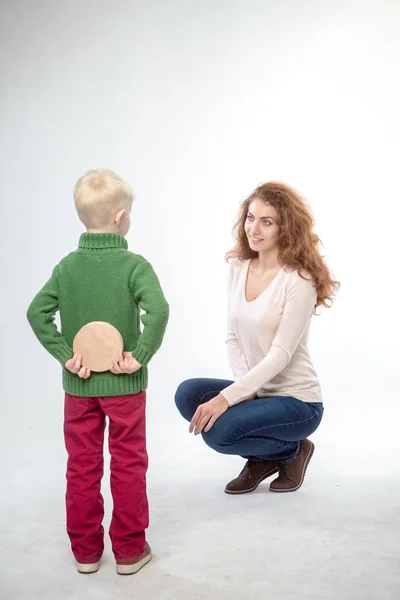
[249,236,263,243]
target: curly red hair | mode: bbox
[226,182,339,310]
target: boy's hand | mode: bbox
[110,352,142,375]
[65,354,91,379]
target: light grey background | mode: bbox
[1,1,399,599]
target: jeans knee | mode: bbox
[202,424,236,453]
[174,379,195,419]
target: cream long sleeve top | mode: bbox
[221,259,322,407]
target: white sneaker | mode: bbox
[116,543,152,575]
[76,561,100,574]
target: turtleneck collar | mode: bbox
[78,232,128,250]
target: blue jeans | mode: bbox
[175,378,324,463]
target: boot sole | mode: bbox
[224,467,280,495]
[270,442,315,493]
[116,551,152,575]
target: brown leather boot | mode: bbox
[269,439,315,493]
[225,459,279,494]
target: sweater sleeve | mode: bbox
[226,264,250,378]
[26,266,74,365]
[130,260,169,366]
[221,274,317,406]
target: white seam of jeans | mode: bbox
[199,390,221,403]
[242,410,320,436]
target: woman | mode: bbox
[175,182,339,494]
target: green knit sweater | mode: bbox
[27,233,169,397]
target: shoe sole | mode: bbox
[76,562,100,574]
[116,551,152,575]
[269,442,315,493]
[224,467,280,495]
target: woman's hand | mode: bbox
[189,394,229,435]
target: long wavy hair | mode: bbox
[226,182,339,310]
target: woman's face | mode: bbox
[244,198,280,253]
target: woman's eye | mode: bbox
[263,220,271,226]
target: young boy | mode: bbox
[27,169,169,575]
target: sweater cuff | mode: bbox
[221,383,249,407]
[131,346,153,367]
[55,345,74,366]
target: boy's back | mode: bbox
[27,169,169,576]
[28,231,168,397]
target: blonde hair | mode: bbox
[74,168,134,228]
